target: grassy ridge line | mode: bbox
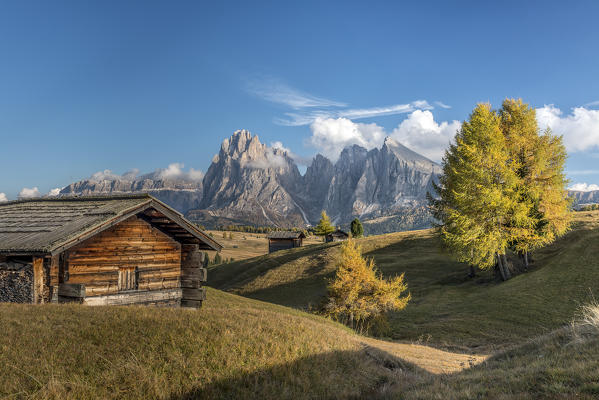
[208,212,599,351]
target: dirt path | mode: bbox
[359,337,488,374]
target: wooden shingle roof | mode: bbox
[0,194,222,255]
[267,231,306,239]
[328,230,349,238]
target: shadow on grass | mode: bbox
[170,347,431,400]
[207,242,340,290]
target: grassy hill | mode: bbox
[3,212,599,399]
[202,230,322,263]
[403,309,599,399]
[0,288,487,399]
[2,289,598,399]
[208,211,599,351]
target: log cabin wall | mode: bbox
[65,215,182,305]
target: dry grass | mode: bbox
[209,211,599,352]
[578,302,599,333]
[398,304,599,399]
[0,288,483,400]
[204,230,322,262]
[5,213,599,398]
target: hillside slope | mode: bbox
[208,211,599,351]
[0,288,484,400]
[403,318,599,399]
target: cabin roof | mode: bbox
[327,229,349,237]
[267,231,306,239]
[0,194,222,255]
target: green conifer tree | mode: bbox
[314,210,335,237]
[350,218,364,238]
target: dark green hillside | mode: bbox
[208,211,599,351]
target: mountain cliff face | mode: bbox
[61,130,443,232]
[317,138,441,224]
[186,131,441,232]
[60,171,203,213]
[568,190,599,206]
[59,129,597,233]
[187,130,307,227]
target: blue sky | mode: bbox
[1,1,599,200]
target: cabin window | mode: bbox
[118,266,138,291]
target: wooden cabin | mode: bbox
[0,194,222,307]
[267,231,306,253]
[326,229,349,243]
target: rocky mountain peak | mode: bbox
[60,128,444,232]
[221,129,264,159]
[382,136,441,174]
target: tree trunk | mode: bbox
[468,265,476,278]
[524,251,529,270]
[502,253,511,279]
[496,253,507,281]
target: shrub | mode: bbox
[324,238,410,333]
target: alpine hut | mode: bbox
[325,229,350,243]
[0,194,222,307]
[267,231,306,253]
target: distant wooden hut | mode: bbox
[0,194,222,307]
[267,231,306,253]
[326,229,349,243]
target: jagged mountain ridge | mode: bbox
[568,190,599,207]
[59,129,597,232]
[59,130,441,232]
[187,130,441,231]
[189,130,307,227]
[60,170,203,213]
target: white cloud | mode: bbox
[121,169,140,180]
[277,101,433,126]
[390,110,461,162]
[270,141,292,153]
[435,101,452,109]
[584,100,599,108]
[47,188,61,197]
[568,170,599,175]
[244,147,289,169]
[569,183,599,192]
[156,163,203,181]
[308,117,387,162]
[308,110,460,162]
[246,77,346,109]
[88,164,203,183]
[0,193,7,202]
[536,105,599,153]
[271,141,311,166]
[90,169,122,181]
[18,187,40,199]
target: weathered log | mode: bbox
[59,283,86,298]
[181,299,203,309]
[84,288,182,306]
[181,277,206,289]
[33,257,44,304]
[182,287,206,301]
[181,268,207,281]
